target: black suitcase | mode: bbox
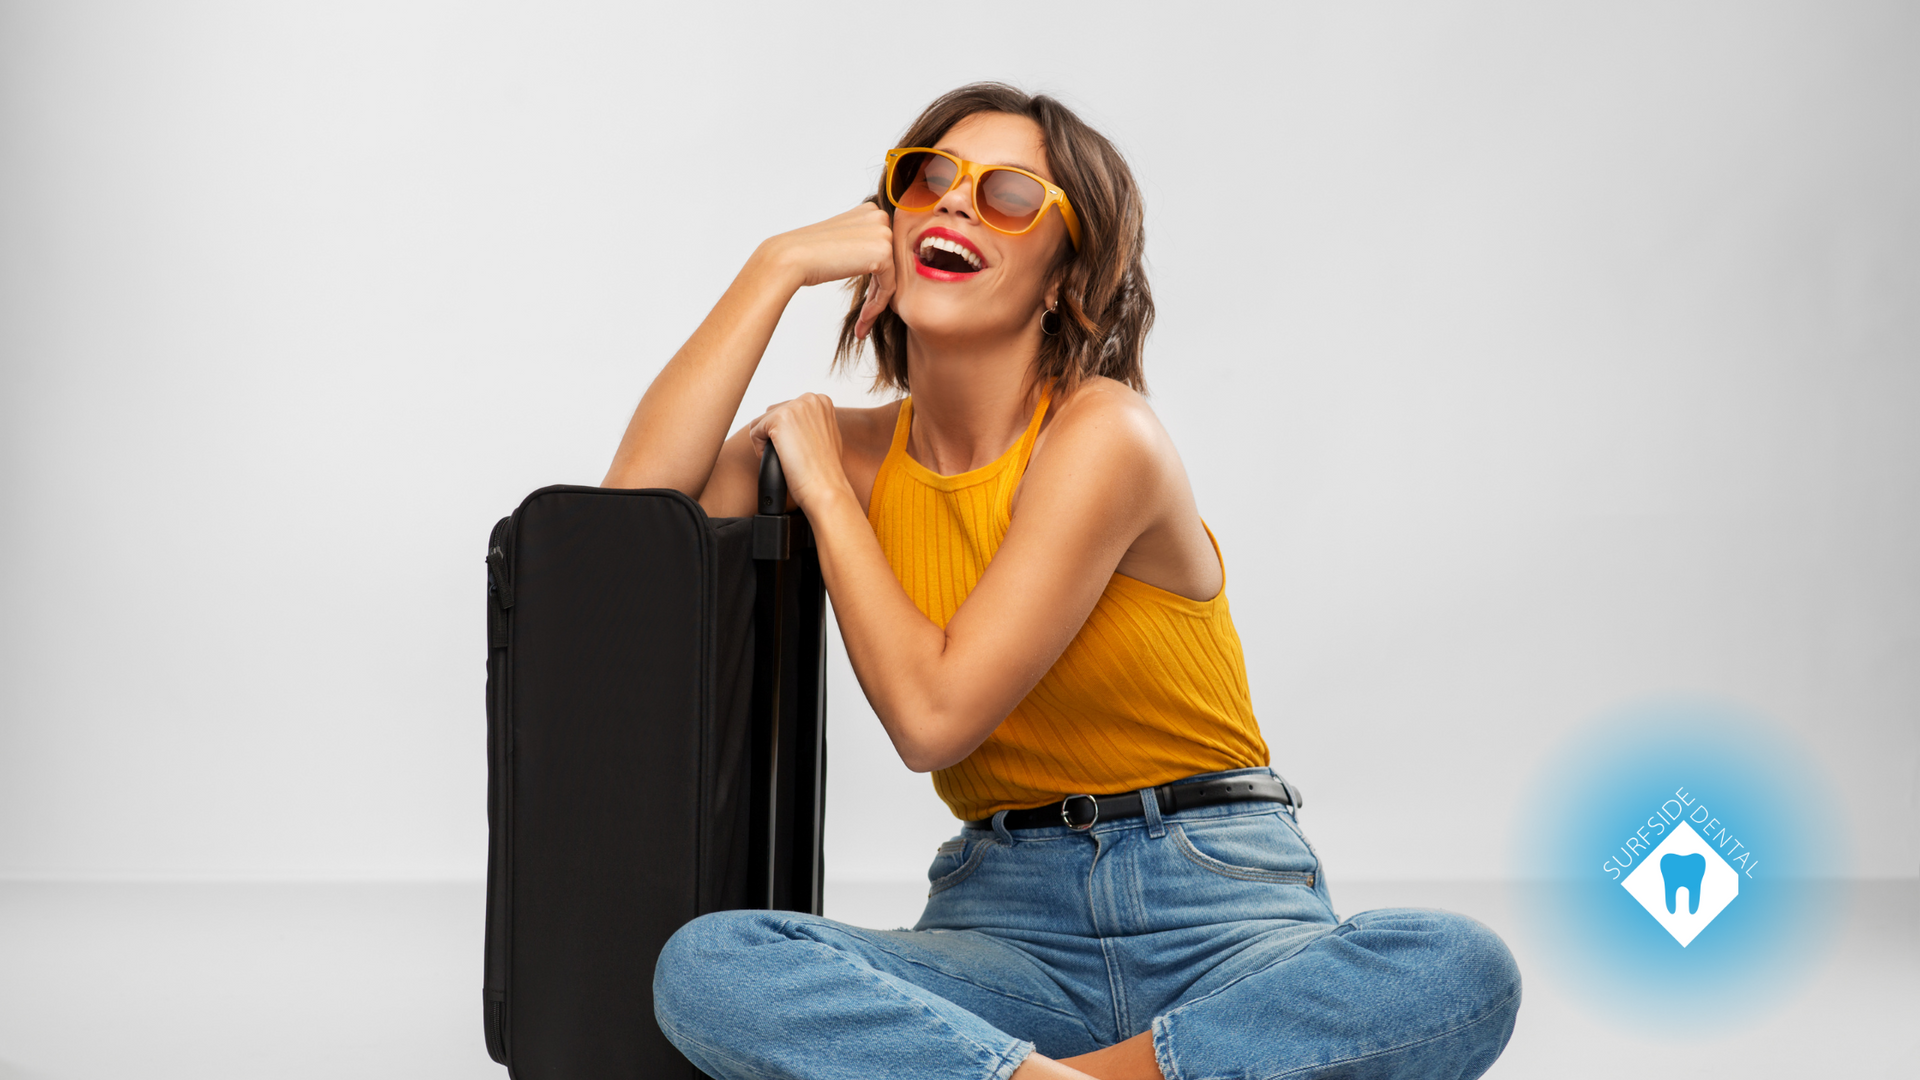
[482,449,827,1078]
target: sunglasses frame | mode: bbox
[884,147,1083,249]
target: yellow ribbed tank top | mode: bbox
[867,393,1270,821]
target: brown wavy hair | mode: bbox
[835,83,1153,395]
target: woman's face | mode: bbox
[888,111,1071,351]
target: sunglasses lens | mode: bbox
[978,169,1047,233]
[890,151,956,209]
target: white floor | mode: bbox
[0,879,1911,1079]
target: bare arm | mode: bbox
[601,205,895,511]
[752,383,1199,772]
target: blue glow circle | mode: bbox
[1514,699,1848,1029]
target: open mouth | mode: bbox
[916,230,984,275]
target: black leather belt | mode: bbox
[966,774,1303,832]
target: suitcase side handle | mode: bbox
[754,445,792,561]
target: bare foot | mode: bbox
[1058,1031,1164,1080]
[1007,1053,1100,1080]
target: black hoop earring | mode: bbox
[1040,307,1062,336]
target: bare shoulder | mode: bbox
[1035,376,1176,475]
[1013,376,1185,520]
[835,398,903,512]
[1029,379,1217,599]
[834,399,903,459]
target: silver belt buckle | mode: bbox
[1060,794,1099,831]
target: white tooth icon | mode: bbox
[1621,822,1740,946]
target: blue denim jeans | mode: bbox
[654,768,1520,1080]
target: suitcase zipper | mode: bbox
[487,544,514,609]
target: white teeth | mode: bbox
[918,235,981,270]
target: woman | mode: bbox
[617,84,1519,1080]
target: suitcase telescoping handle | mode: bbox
[754,445,792,561]
[748,440,823,915]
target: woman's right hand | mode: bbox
[604,202,894,501]
[763,202,897,339]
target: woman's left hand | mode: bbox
[746,394,850,512]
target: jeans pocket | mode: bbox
[927,837,995,895]
[1170,813,1318,886]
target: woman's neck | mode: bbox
[901,329,1046,475]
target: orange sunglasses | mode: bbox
[884,148,1082,249]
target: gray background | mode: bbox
[4,3,1916,1077]
[2,1,1913,889]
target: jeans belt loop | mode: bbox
[1138,785,1166,839]
[991,809,1015,845]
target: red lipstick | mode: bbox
[912,226,987,281]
